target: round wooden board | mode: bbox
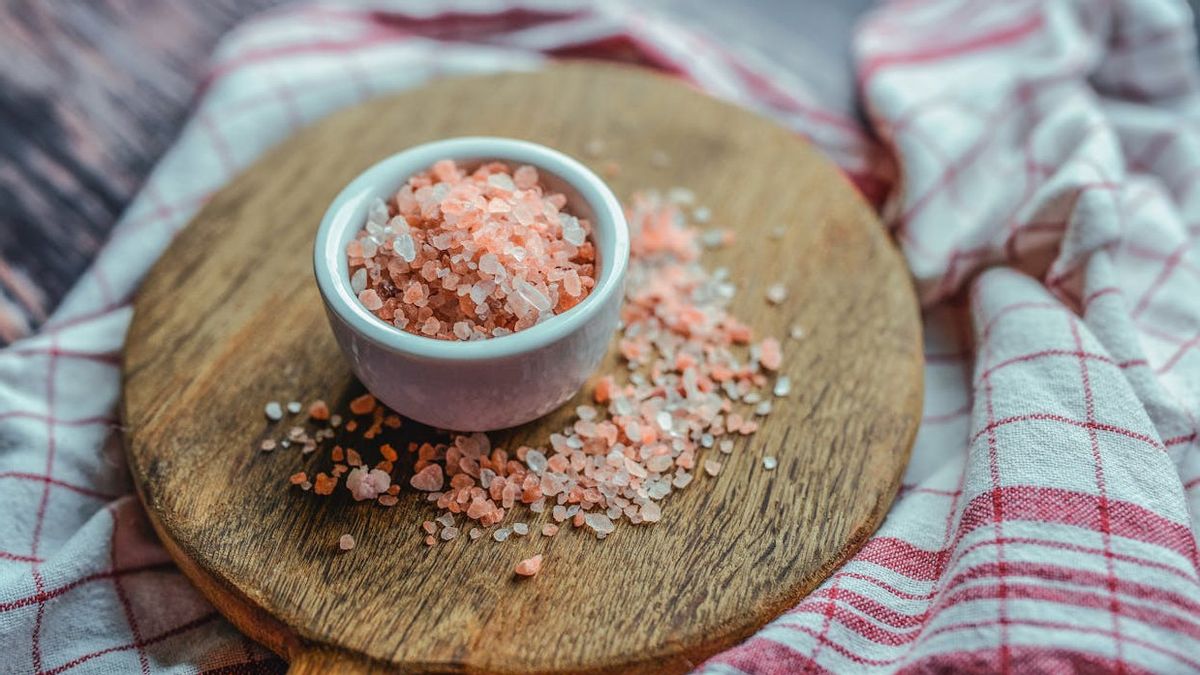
[122,63,922,674]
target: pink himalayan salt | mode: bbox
[346,159,596,341]
[410,464,444,492]
[410,192,778,539]
[278,190,786,548]
[346,467,391,501]
[514,554,543,577]
[759,337,783,371]
[338,533,355,551]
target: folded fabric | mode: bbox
[1,0,1199,672]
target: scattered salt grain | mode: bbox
[493,528,511,542]
[260,439,276,452]
[338,534,355,551]
[790,324,805,340]
[286,401,302,414]
[693,206,711,223]
[585,138,606,157]
[264,402,283,421]
[755,401,773,416]
[719,439,734,454]
[469,527,483,540]
[704,460,722,477]
[410,464,444,492]
[766,283,787,305]
[513,522,529,536]
[763,456,778,470]
[773,376,792,397]
[542,524,559,536]
[514,554,543,577]
[440,527,459,541]
[584,513,615,536]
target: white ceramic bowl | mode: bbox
[314,137,629,431]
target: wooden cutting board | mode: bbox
[122,63,922,674]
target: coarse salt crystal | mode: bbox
[773,376,792,397]
[704,460,722,476]
[584,513,615,535]
[766,283,787,305]
[286,401,301,414]
[264,402,283,421]
[514,554,543,577]
[338,534,355,551]
[513,522,529,536]
[763,456,778,470]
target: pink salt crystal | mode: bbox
[346,467,391,501]
[358,289,384,311]
[542,524,559,536]
[704,460,722,477]
[346,159,595,341]
[514,554,543,577]
[338,534,355,551]
[760,337,783,371]
[260,439,276,452]
[410,464,445,492]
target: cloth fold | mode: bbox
[3,0,1200,672]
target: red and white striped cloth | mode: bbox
[3,0,1200,672]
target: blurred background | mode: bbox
[0,0,1196,345]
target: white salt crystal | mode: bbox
[525,449,548,473]
[513,523,529,536]
[585,513,615,534]
[667,187,695,204]
[488,173,515,192]
[264,402,283,421]
[693,206,712,223]
[656,411,673,432]
[790,324,806,340]
[719,439,734,454]
[392,233,416,262]
[367,198,389,225]
[479,253,504,278]
[493,528,511,542]
[641,501,662,522]
[350,268,367,294]
[561,215,586,246]
[763,456,778,470]
[766,283,787,305]
[440,526,459,541]
[755,401,773,416]
[774,376,792,397]
[286,401,301,414]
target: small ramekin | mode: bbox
[313,137,629,431]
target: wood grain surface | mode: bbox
[121,63,922,674]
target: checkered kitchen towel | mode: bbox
[3,0,1200,672]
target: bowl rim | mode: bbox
[313,136,630,362]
